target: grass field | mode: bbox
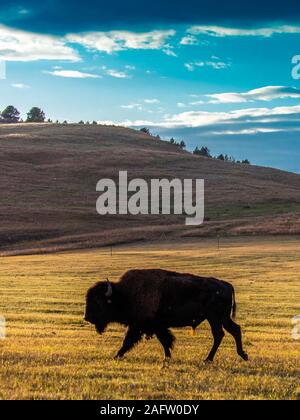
[0,237,299,400]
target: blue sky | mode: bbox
[1,1,300,172]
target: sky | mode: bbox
[1,1,300,172]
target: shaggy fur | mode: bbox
[85,269,248,362]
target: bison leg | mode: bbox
[205,319,225,363]
[223,318,248,361]
[156,328,175,359]
[114,326,143,359]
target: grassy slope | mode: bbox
[0,238,299,400]
[1,123,300,254]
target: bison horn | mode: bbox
[105,279,113,298]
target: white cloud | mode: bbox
[100,105,300,142]
[177,102,187,108]
[163,48,177,57]
[45,70,101,78]
[121,103,143,110]
[207,61,230,69]
[144,99,160,104]
[104,68,129,78]
[206,86,300,103]
[11,83,30,89]
[188,25,300,38]
[180,35,198,45]
[185,59,230,71]
[112,105,300,130]
[0,24,79,62]
[159,105,300,128]
[121,99,160,109]
[209,128,285,136]
[98,119,154,127]
[184,63,195,72]
[66,29,176,54]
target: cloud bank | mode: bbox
[188,25,300,37]
[66,30,176,54]
[0,24,79,61]
[206,86,300,103]
[107,104,300,138]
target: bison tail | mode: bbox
[231,286,237,320]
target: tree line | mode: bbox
[140,128,186,149]
[0,105,46,123]
[140,127,251,165]
[193,146,250,164]
[0,105,102,125]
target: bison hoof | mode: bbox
[204,358,214,364]
[240,352,249,361]
[114,354,123,360]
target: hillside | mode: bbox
[0,123,300,255]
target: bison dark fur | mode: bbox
[85,269,248,362]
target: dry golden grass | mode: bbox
[0,236,299,400]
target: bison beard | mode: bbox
[85,269,248,363]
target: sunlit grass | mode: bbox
[0,237,299,400]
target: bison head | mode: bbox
[84,280,114,334]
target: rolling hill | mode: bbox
[0,123,300,255]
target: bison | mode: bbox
[84,269,248,362]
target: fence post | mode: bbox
[0,315,6,340]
